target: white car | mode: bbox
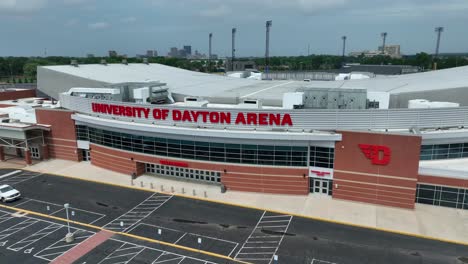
[0,185,21,202]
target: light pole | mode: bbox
[341,36,347,66]
[265,20,272,77]
[381,32,387,55]
[208,33,213,72]
[232,28,236,71]
[434,26,444,70]
[64,203,74,242]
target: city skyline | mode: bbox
[0,0,467,57]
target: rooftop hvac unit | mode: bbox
[143,58,149,65]
[100,59,107,65]
[122,59,128,65]
[149,87,169,104]
[70,60,78,67]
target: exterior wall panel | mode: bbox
[333,131,421,209]
[36,109,79,161]
[90,143,309,195]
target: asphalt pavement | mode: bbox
[0,169,467,264]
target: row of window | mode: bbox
[416,184,468,210]
[420,143,468,161]
[145,163,221,183]
[309,146,334,169]
[77,125,332,167]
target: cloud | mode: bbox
[65,18,79,26]
[0,0,48,13]
[199,5,230,17]
[121,16,137,23]
[88,21,110,30]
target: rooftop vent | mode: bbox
[70,60,78,67]
[122,59,128,65]
[100,59,107,65]
[143,58,149,65]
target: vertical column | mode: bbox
[0,146,4,161]
[24,149,32,165]
[135,162,145,176]
[41,144,49,160]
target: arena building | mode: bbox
[1,62,467,211]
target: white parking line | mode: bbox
[103,193,173,232]
[7,223,62,252]
[0,170,21,179]
[235,211,293,264]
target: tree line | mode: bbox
[1,53,467,83]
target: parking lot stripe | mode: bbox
[103,193,173,233]
[16,167,468,247]
[7,223,62,252]
[0,170,21,179]
[0,219,38,240]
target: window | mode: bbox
[309,146,334,169]
[76,125,308,167]
[416,184,467,210]
[420,142,468,161]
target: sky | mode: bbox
[0,0,468,57]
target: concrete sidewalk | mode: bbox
[16,159,468,244]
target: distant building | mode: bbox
[378,45,401,58]
[108,50,118,57]
[146,50,158,58]
[183,46,192,56]
[168,47,179,57]
[350,44,401,59]
[227,59,256,71]
[86,54,95,58]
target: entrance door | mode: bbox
[30,147,40,159]
[82,149,91,161]
[311,178,332,195]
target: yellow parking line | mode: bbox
[13,167,468,247]
[0,203,250,264]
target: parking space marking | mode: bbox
[0,170,21,179]
[234,211,293,264]
[127,222,239,257]
[311,259,338,264]
[13,198,106,224]
[108,238,218,264]
[34,229,94,262]
[0,218,38,240]
[103,193,173,232]
[7,223,62,252]
[0,211,14,224]
[97,242,145,264]
[0,171,42,186]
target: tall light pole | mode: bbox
[434,27,444,59]
[64,203,74,242]
[208,33,213,72]
[381,32,387,55]
[231,28,236,71]
[265,20,272,77]
[433,27,444,70]
[341,36,347,66]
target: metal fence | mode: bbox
[263,71,337,81]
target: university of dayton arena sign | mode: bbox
[91,103,293,126]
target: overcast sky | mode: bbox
[1,0,467,57]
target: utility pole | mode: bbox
[434,27,444,67]
[208,33,212,72]
[380,32,387,55]
[265,20,272,77]
[231,28,236,71]
[341,36,347,66]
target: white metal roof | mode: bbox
[41,63,468,99]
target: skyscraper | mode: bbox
[183,45,192,56]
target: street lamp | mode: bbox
[64,203,74,242]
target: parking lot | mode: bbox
[0,169,467,264]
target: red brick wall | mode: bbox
[90,144,309,195]
[35,109,79,161]
[0,89,36,100]
[333,131,422,209]
[418,174,468,188]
